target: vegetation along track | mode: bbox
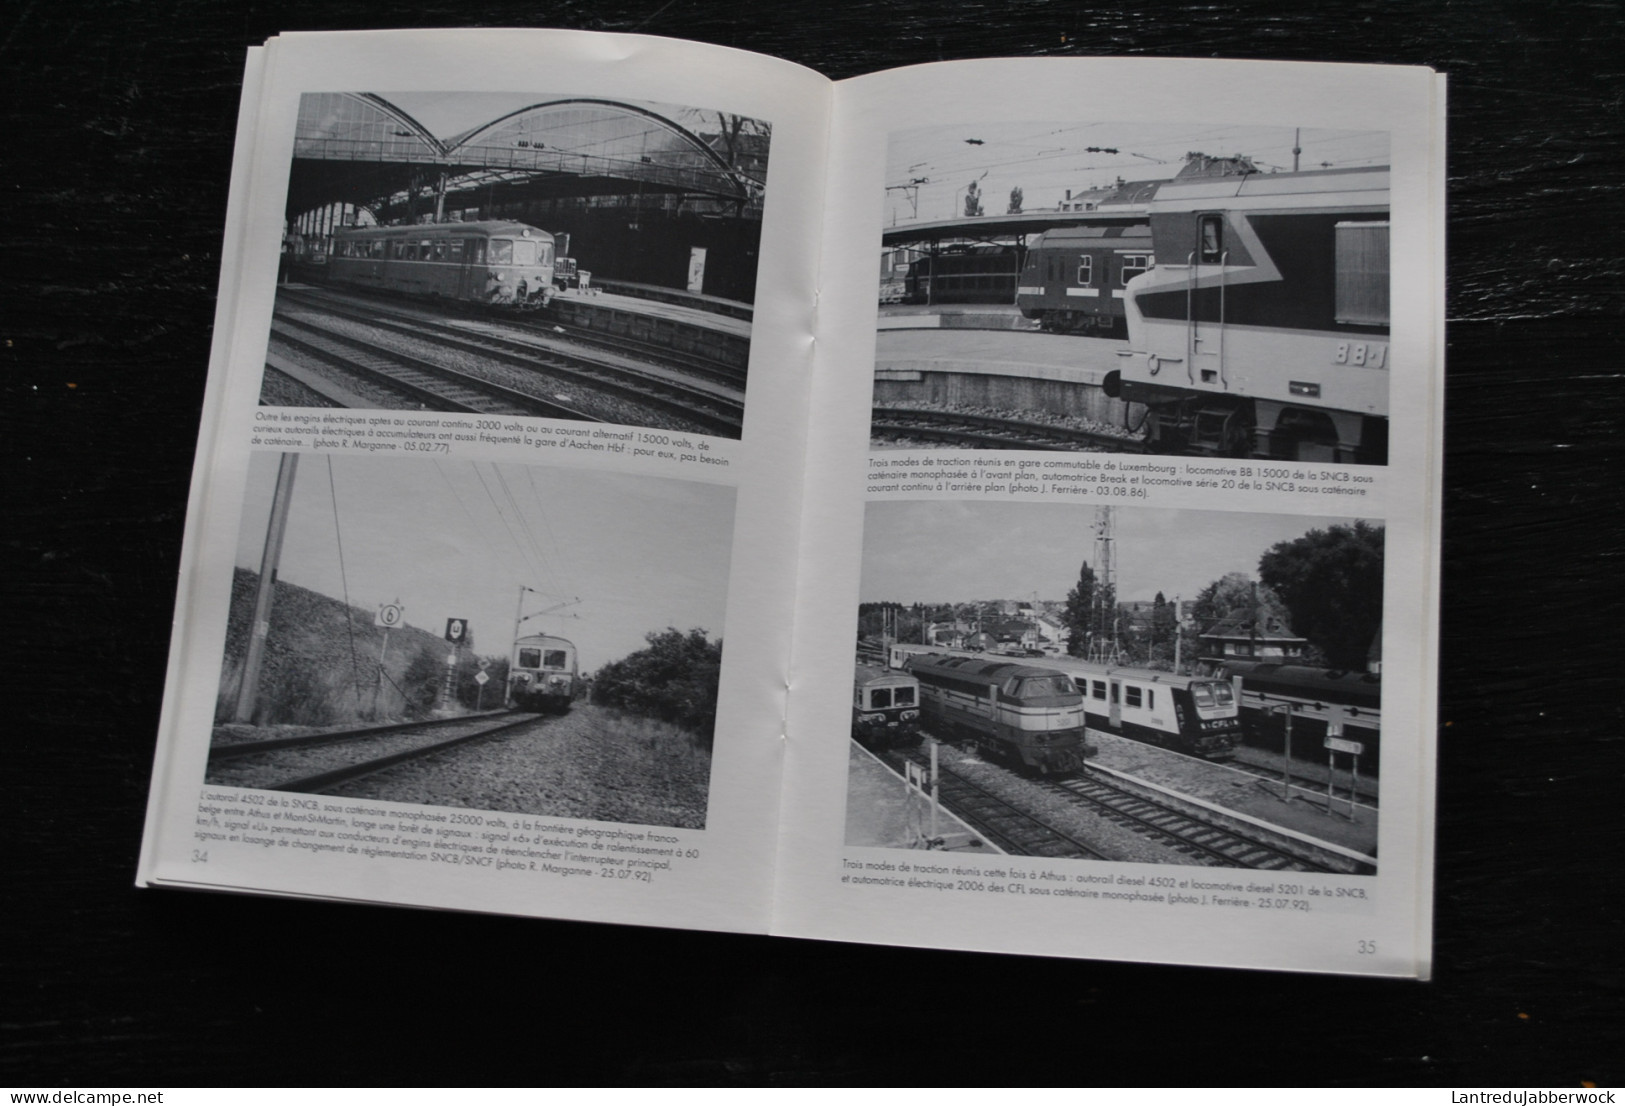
[871,405,1145,452]
[278,289,743,435]
[1043,772,1347,872]
[879,744,1109,859]
[207,712,543,794]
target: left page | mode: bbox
[138,29,832,936]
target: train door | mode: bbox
[451,237,473,300]
[1108,678,1122,730]
[1190,213,1228,387]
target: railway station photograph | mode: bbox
[262,91,769,438]
[873,121,1392,464]
[205,450,737,830]
[847,499,1384,872]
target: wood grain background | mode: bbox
[5,0,1621,1086]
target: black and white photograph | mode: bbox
[207,450,736,828]
[874,121,1391,464]
[265,91,770,438]
[847,499,1383,870]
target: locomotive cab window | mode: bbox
[1213,682,1235,706]
[1192,684,1216,708]
[517,648,542,668]
[867,687,893,709]
[893,685,916,707]
[542,649,569,668]
[1199,215,1223,264]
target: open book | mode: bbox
[137,29,1445,978]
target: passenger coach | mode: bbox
[328,221,558,309]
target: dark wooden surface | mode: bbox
[6,0,1621,1087]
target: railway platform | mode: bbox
[1086,730,1379,868]
[874,327,1132,423]
[877,304,1038,331]
[551,287,751,373]
[845,742,999,853]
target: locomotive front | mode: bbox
[481,224,556,309]
[852,665,921,747]
[508,634,577,713]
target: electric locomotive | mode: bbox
[327,221,558,309]
[1015,224,1153,336]
[852,664,921,747]
[1111,166,1390,463]
[904,653,1087,775]
[1043,657,1241,759]
[1199,658,1381,769]
[507,633,578,713]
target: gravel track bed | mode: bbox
[917,730,1195,865]
[259,367,338,407]
[204,715,529,790]
[267,333,432,409]
[276,305,715,431]
[324,705,712,829]
[874,399,1142,450]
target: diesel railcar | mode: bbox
[507,633,579,713]
[1015,224,1154,336]
[327,221,558,309]
[1111,167,1391,463]
[852,664,921,747]
[1042,657,1242,760]
[903,653,1087,775]
[1199,658,1381,769]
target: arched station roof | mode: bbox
[288,93,762,219]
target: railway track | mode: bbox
[1042,773,1350,873]
[269,313,601,420]
[1227,747,1380,808]
[871,405,1144,452]
[276,289,743,436]
[207,712,542,794]
[878,743,1109,859]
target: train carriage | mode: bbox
[1199,658,1381,769]
[1015,223,1154,336]
[507,633,578,713]
[1043,657,1242,759]
[1112,167,1390,463]
[852,664,922,747]
[328,221,557,309]
[905,246,1021,305]
[903,653,1087,775]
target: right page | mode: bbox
[777,57,1444,976]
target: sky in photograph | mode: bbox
[859,501,1374,607]
[884,121,1388,226]
[234,452,735,671]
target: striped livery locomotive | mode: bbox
[507,633,578,714]
[328,221,558,309]
[903,653,1087,775]
[1113,166,1390,463]
[852,664,921,748]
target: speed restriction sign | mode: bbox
[375,603,404,629]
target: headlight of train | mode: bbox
[859,713,886,725]
[901,710,919,721]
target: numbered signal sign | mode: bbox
[445,618,468,643]
[375,603,404,629]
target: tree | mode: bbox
[1258,521,1385,669]
[1062,560,1097,657]
[591,628,724,745]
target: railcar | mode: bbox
[1198,658,1381,769]
[1015,224,1154,336]
[507,633,578,713]
[327,221,557,309]
[905,246,1020,305]
[1111,167,1390,463]
[852,664,922,747]
[1043,657,1241,760]
[903,653,1087,775]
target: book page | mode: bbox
[137,29,833,935]
[777,57,1443,975]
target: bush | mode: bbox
[590,628,722,747]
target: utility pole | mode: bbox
[234,452,299,724]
